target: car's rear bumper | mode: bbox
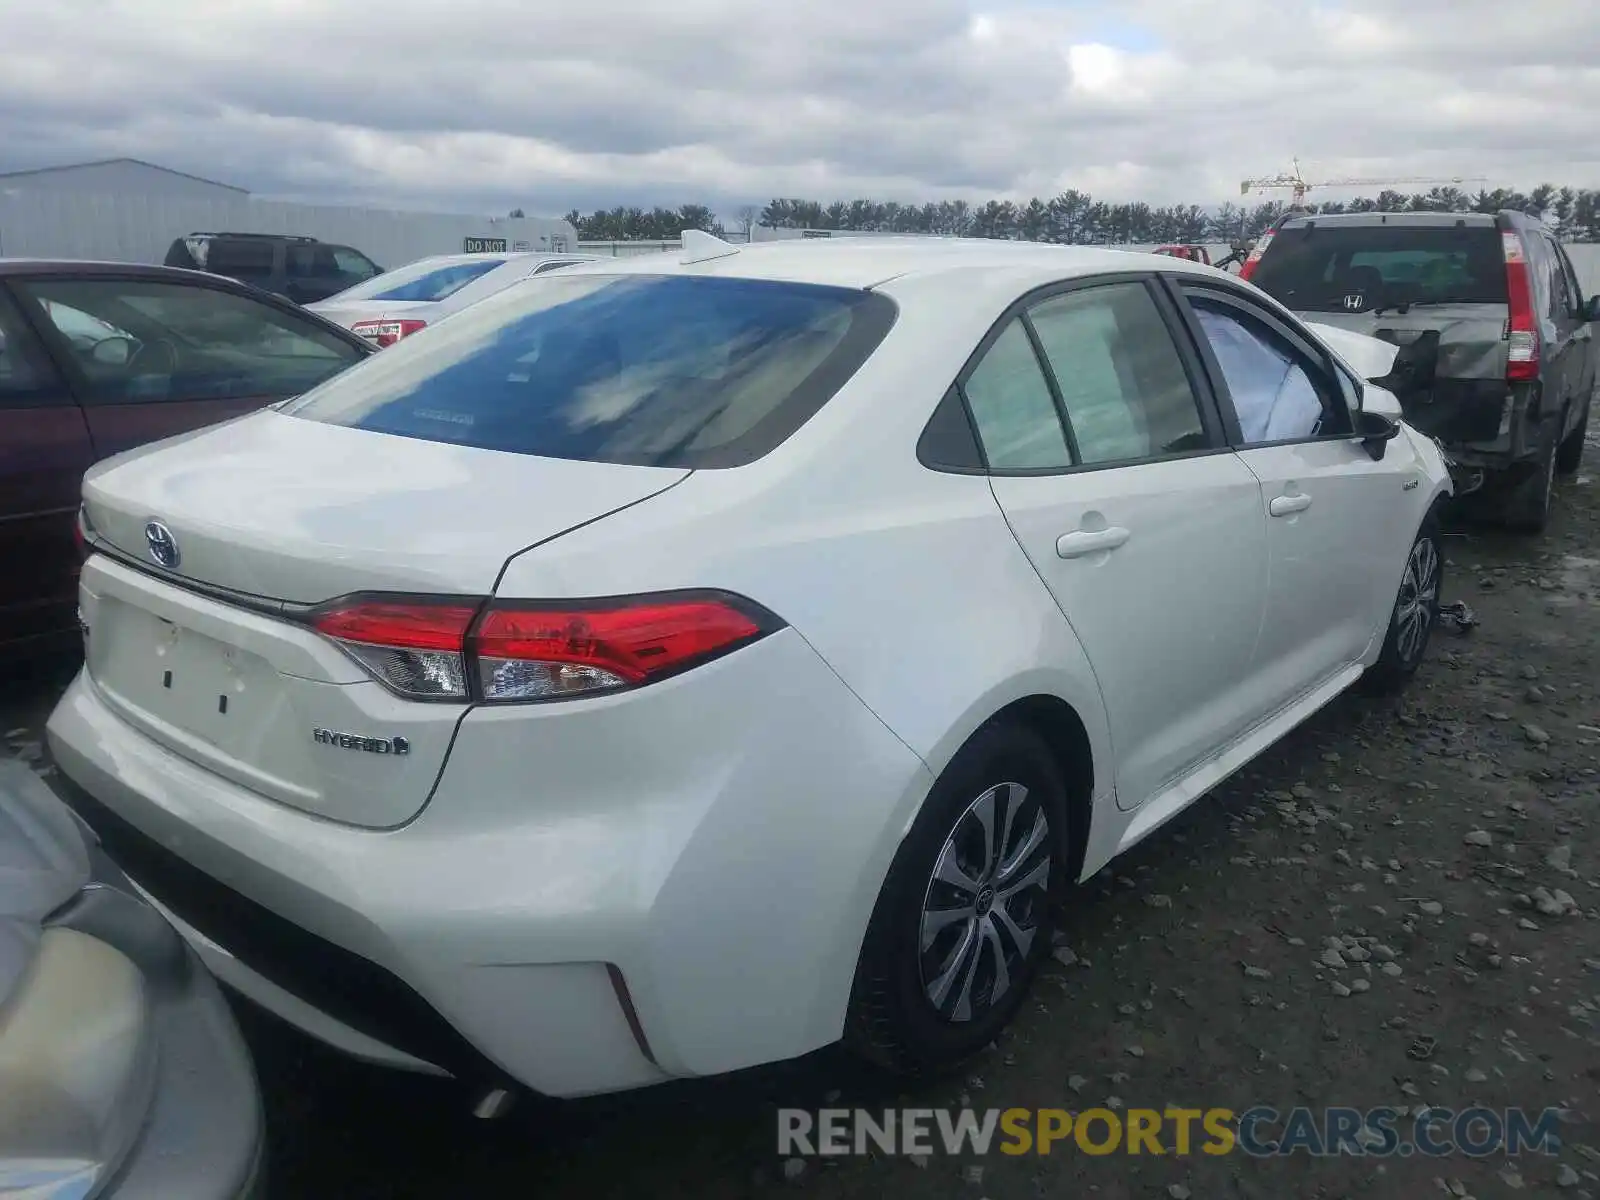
[46,627,933,1098]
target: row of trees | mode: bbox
[555,184,1600,245]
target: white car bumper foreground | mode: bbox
[46,627,932,1099]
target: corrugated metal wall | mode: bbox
[0,191,577,271]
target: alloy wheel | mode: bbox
[1395,535,1441,664]
[918,781,1052,1023]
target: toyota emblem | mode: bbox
[144,520,180,569]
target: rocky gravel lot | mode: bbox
[4,453,1599,1199]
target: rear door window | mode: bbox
[290,244,380,287]
[331,246,381,282]
[204,239,277,284]
[15,278,365,404]
[281,274,897,468]
[1251,225,1507,313]
[1540,233,1574,320]
[1554,243,1586,313]
[286,244,340,282]
[1026,281,1209,464]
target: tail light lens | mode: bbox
[1238,231,1274,281]
[351,319,427,348]
[312,601,479,699]
[310,592,780,703]
[1501,231,1539,381]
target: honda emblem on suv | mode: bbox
[1343,294,1365,311]
[144,520,181,569]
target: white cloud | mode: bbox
[0,0,1596,218]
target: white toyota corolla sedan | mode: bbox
[47,233,1450,1101]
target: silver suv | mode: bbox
[1244,209,1597,531]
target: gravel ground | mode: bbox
[4,453,1599,1199]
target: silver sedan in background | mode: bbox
[308,250,600,347]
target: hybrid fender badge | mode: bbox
[1403,478,1420,491]
[144,520,180,569]
[312,728,411,756]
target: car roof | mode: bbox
[0,259,243,280]
[1275,211,1505,230]
[552,236,1213,291]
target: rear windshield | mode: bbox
[330,258,507,304]
[281,274,897,468]
[1252,225,1507,312]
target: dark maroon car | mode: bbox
[0,261,373,654]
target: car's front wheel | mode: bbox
[846,722,1065,1077]
[1362,506,1445,695]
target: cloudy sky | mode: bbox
[3,0,1598,219]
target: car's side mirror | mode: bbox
[90,336,134,367]
[1353,409,1401,461]
[1582,295,1600,324]
[1359,383,1404,420]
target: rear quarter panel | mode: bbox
[492,263,1118,813]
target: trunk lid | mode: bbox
[77,414,687,828]
[82,409,689,604]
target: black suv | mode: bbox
[1242,210,1597,531]
[164,232,384,306]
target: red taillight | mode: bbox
[351,318,427,348]
[474,597,767,700]
[1501,231,1539,382]
[310,592,777,702]
[1238,230,1274,281]
[312,601,478,699]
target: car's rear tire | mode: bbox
[1501,427,1558,533]
[845,721,1067,1078]
[1556,396,1590,475]
[1362,505,1445,696]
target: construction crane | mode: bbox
[1240,159,1486,209]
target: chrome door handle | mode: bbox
[1056,527,1131,559]
[1269,493,1312,517]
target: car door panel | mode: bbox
[962,279,1271,813]
[0,288,93,646]
[1174,281,1416,713]
[1534,233,1579,424]
[1551,240,1594,428]
[992,458,1269,810]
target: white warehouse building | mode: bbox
[0,158,577,270]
